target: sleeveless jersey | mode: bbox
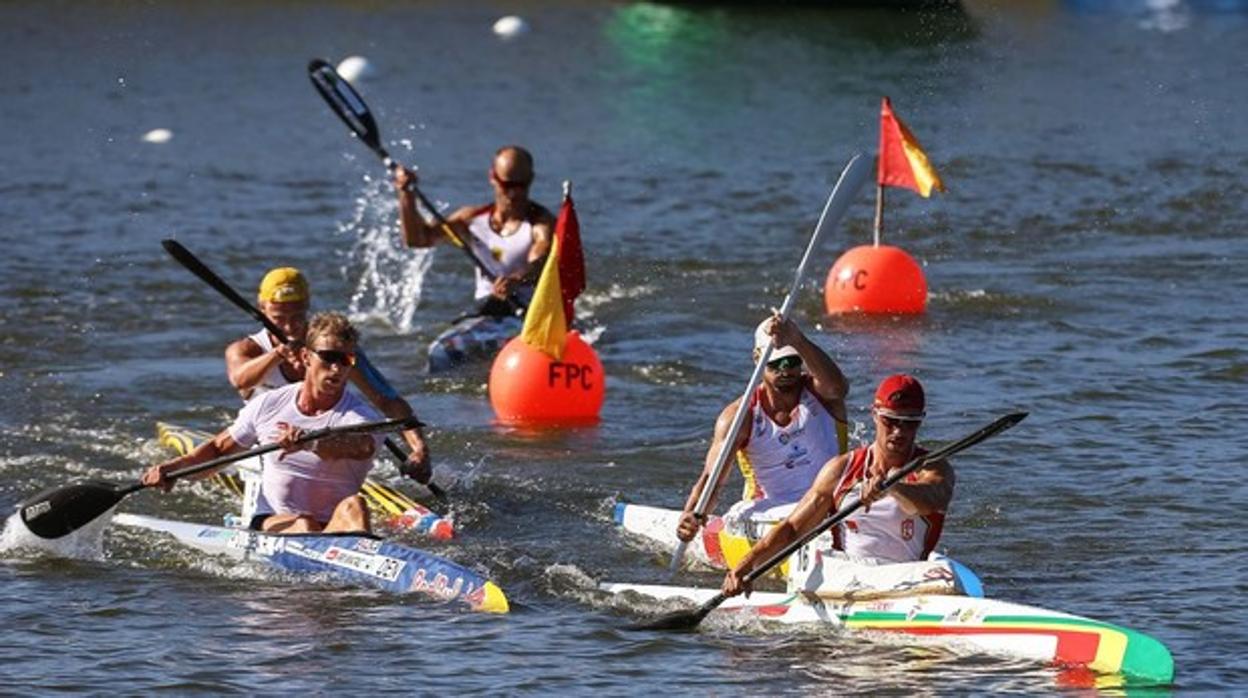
[242,329,298,400]
[227,383,382,523]
[830,445,945,563]
[466,205,536,304]
[735,378,848,504]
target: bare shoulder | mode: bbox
[448,204,487,223]
[916,456,955,483]
[529,202,557,229]
[226,335,262,360]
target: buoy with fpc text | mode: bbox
[825,97,943,316]
[488,181,602,424]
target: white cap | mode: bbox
[754,318,800,360]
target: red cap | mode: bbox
[874,374,925,421]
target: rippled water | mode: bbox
[2,1,1246,693]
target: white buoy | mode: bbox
[141,128,173,144]
[336,55,375,83]
[492,15,528,39]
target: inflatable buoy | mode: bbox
[489,331,604,424]
[492,15,529,38]
[141,128,172,144]
[336,56,375,83]
[824,245,927,315]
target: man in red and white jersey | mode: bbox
[722,374,956,597]
[393,146,555,371]
[676,313,851,543]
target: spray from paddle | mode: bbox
[1,510,109,560]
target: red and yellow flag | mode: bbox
[878,97,946,198]
[520,193,585,359]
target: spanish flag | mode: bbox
[520,190,585,359]
[878,97,946,198]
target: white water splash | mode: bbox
[339,177,438,333]
[0,510,111,560]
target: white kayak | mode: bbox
[113,513,507,613]
[603,582,1174,684]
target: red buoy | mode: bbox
[488,331,605,424]
[824,244,927,315]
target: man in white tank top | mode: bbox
[144,313,387,533]
[223,268,431,483]
[392,146,555,371]
[676,313,850,543]
[721,374,957,598]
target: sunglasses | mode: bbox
[766,355,803,371]
[310,348,356,367]
[876,412,923,428]
[491,169,531,191]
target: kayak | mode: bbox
[603,582,1174,684]
[614,502,787,576]
[427,313,521,373]
[113,513,508,613]
[156,422,453,539]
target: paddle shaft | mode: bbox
[672,412,1029,628]
[136,417,416,495]
[669,154,873,575]
[306,59,525,311]
[160,240,445,500]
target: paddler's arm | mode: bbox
[273,422,376,461]
[878,458,955,516]
[767,314,849,408]
[392,167,472,248]
[225,336,301,399]
[722,452,848,598]
[676,399,750,542]
[347,352,431,483]
[141,430,242,491]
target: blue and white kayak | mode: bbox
[112,513,507,613]
[427,313,521,373]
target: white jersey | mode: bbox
[241,329,297,400]
[831,446,946,563]
[227,383,382,523]
[466,206,536,304]
[736,379,846,505]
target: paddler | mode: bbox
[676,313,851,543]
[722,374,957,598]
[144,313,388,533]
[391,145,554,372]
[223,267,430,484]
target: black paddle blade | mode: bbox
[626,608,709,632]
[16,480,129,539]
[307,58,385,159]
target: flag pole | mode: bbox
[563,179,571,202]
[873,182,885,247]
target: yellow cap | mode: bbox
[257,267,309,304]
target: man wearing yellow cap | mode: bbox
[224,267,430,483]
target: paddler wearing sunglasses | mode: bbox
[392,146,555,372]
[223,268,430,486]
[145,313,392,534]
[676,314,851,544]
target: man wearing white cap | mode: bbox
[676,313,850,543]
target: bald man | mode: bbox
[393,146,555,371]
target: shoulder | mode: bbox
[449,204,490,223]
[528,202,556,227]
[339,389,384,422]
[226,335,262,358]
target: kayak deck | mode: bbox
[603,583,1173,684]
[114,513,507,613]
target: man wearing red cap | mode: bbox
[676,313,851,544]
[722,373,956,598]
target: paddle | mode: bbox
[306,58,526,313]
[159,239,447,503]
[17,417,418,540]
[635,411,1029,631]
[668,154,873,576]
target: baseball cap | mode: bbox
[257,267,309,304]
[873,374,925,421]
[754,318,800,361]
